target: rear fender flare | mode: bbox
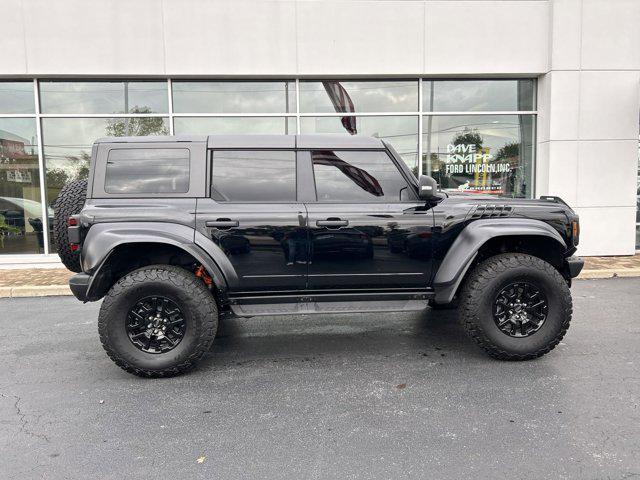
[432,218,567,304]
[81,223,238,298]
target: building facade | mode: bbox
[0,0,638,264]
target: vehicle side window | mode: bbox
[211,150,296,202]
[105,148,190,194]
[311,150,415,202]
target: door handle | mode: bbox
[316,218,349,228]
[206,219,239,229]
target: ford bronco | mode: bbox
[54,135,583,377]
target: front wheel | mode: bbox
[459,253,572,360]
[98,265,218,377]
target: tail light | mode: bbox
[67,217,78,227]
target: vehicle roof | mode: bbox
[95,134,386,150]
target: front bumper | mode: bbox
[565,256,584,278]
[69,273,91,301]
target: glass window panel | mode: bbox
[39,81,168,114]
[0,118,46,254]
[172,81,296,114]
[105,148,189,194]
[422,114,535,198]
[299,80,418,113]
[300,115,419,175]
[174,116,296,135]
[424,80,535,112]
[0,82,35,114]
[41,116,169,251]
[211,151,296,202]
[312,150,414,203]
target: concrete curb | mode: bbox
[577,269,640,280]
[1,268,639,298]
[0,285,72,298]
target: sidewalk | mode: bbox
[1,254,639,298]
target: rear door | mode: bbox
[196,149,307,292]
[303,148,434,289]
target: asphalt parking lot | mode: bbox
[1,277,639,480]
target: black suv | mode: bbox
[54,135,583,377]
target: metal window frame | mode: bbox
[0,77,539,260]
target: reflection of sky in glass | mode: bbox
[313,151,411,202]
[425,115,522,154]
[41,117,169,177]
[0,82,35,114]
[39,81,168,114]
[0,118,38,155]
[300,116,418,171]
[174,117,295,135]
[425,80,535,112]
[299,81,418,113]
[173,82,296,114]
[212,151,296,202]
[105,149,189,194]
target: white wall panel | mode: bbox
[547,141,578,205]
[550,0,581,70]
[578,71,640,141]
[0,0,27,74]
[576,140,638,208]
[574,206,637,256]
[163,0,297,75]
[296,1,424,75]
[581,0,640,70]
[22,0,165,75]
[548,71,580,141]
[424,1,550,74]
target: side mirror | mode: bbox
[418,175,439,201]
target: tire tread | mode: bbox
[459,253,572,361]
[98,265,217,378]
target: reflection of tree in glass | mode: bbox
[495,142,519,161]
[453,129,483,150]
[106,106,168,137]
[0,213,21,241]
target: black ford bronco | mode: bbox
[54,135,583,377]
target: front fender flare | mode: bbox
[432,218,567,304]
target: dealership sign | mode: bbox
[444,143,511,174]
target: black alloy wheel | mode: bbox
[492,282,548,337]
[126,296,186,354]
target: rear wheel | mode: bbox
[459,253,572,360]
[98,265,218,377]
[53,178,87,272]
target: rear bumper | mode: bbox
[69,273,91,301]
[565,256,584,278]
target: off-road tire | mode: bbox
[53,178,87,272]
[459,253,572,360]
[98,265,218,378]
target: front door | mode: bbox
[304,149,434,289]
[196,149,307,291]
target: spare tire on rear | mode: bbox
[53,178,87,272]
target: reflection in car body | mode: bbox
[212,231,250,255]
[311,227,373,260]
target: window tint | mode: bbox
[211,151,296,202]
[105,149,189,194]
[312,151,414,202]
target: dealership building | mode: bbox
[0,0,638,265]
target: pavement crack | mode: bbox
[1,392,50,443]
